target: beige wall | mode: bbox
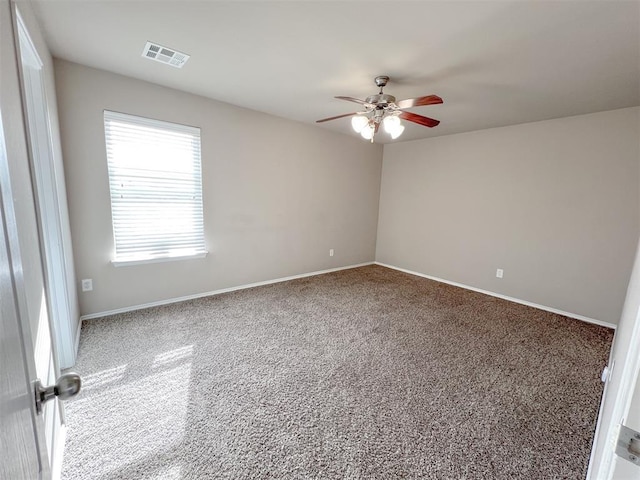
[376,107,640,325]
[54,60,383,316]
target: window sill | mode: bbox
[112,252,208,267]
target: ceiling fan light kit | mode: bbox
[316,75,442,142]
[351,115,369,133]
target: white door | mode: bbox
[13,6,76,475]
[0,35,49,479]
[612,374,640,479]
[0,0,79,477]
[0,136,47,478]
[588,238,640,479]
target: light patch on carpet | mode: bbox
[81,365,127,392]
[152,345,194,368]
[66,363,192,478]
[154,464,183,480]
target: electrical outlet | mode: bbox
[329,249,334,257]
[81,279,93,292]
[496,269,504,279]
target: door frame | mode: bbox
[12,2,77,370]
[588,239,640,478]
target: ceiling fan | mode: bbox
[316,75,443,142]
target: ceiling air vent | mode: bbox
[142,41,190,68]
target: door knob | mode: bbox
[34,372,81,414]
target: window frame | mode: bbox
[103,110,207,266]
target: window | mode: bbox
[104,111,206,265]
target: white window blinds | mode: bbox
[104,111,205,264]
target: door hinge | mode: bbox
[615,424,640,466]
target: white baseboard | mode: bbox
[80,260,616,330]
[375,262,616,330]
[73,318,81,359]
[80,262,375,321]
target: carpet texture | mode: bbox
[61,265,612,479]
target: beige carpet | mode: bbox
[61,265,612,479]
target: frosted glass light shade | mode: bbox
[389,125,404,140]
[360,124,374,140]
[351,115,368,133]
[383,115,401,133]
[390,124,405,139]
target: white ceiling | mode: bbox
[29,0,640,143]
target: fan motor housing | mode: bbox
[365,93,396,106]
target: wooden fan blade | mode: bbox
[395,95,443,109]
[335,96,370,106]
[316,112,359,123]
[399,111,440,128]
